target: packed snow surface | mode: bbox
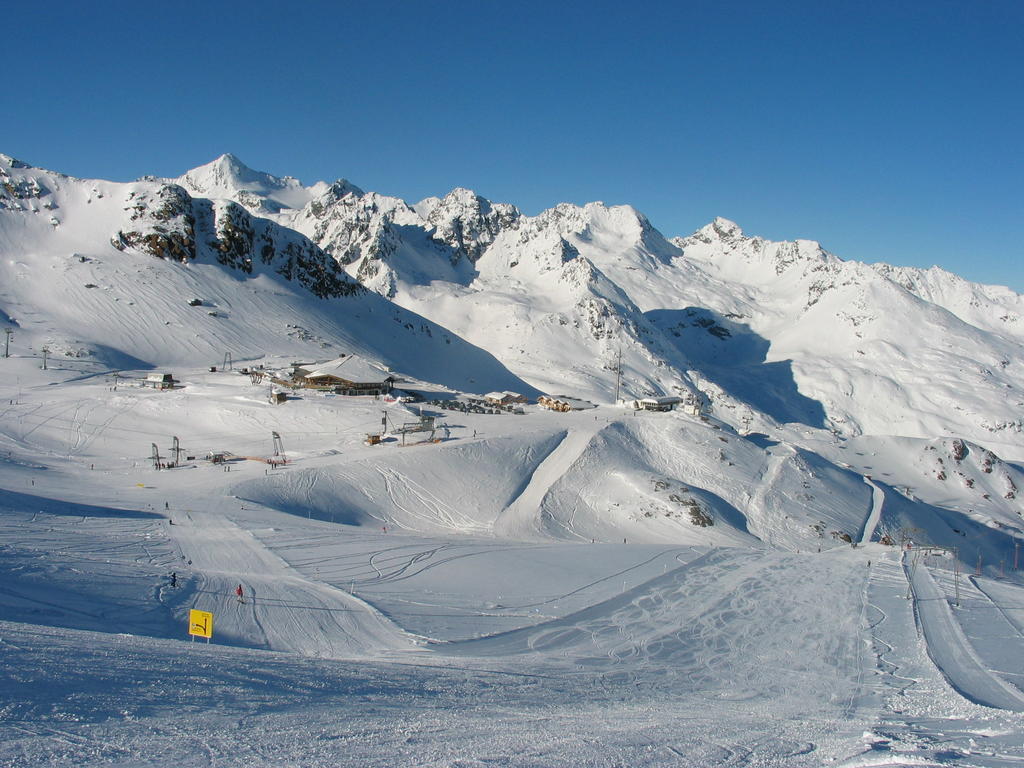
[2,359,1024,767]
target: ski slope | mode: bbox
[2,356,1024,766]
[906,556,1024,711]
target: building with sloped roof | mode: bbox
[293,355,396,396]
[633,396,683,412]
[538,395,595,412]
[484,391,528,405]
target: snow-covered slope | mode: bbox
[5,150,1024,530]
[209,157,1023,458]
[4,359,1024,766]
[668,219,1024,452]
[0,154,534,394]
[5,152,1024,764]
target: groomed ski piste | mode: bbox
[3,355,1024,767]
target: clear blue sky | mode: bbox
[7,1,1023,289]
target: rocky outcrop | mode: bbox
[207,199,363,298]
[302,185,410,266]
[419,188,521,264]
[110,183,361,299]
[113,184,197,262]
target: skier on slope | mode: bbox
[235,584,244,603]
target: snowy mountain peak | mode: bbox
[0,153,31,170]
[318,178,365,203]
[420,187,521,264]
[442,186,486,206]
[696,217,745,243]
[675,217,833,277]
[179,153,272,193]
[175,154,315,214]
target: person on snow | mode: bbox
[235,584,244,603]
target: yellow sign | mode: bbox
[188,609,213,639]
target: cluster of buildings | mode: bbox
[145,354,707,418]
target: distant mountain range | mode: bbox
[3,151,1023,460]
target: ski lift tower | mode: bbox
[270,431,287,466]
[168,436,183,467]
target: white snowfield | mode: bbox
[2,153,1024,765]
[1,361,1023,767]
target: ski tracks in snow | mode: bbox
[167,510,415,657]
[495,425,601,539]
[904,554,1024,711]
[375,465,491,534]
[444,547,872,714]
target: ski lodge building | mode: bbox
[632,396,683,412]
[538,394,595,412]
[291,355,396,396]
[630,393,704,416]
[484,391,528,406]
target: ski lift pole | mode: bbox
[905,550,918,601]
[953,546,960,607]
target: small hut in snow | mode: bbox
[143,373,177,390]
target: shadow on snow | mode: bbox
[647,307,827,429]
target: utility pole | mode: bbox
[3,328,11,358]
[614,346,622,404]
[905,550,918,601]
[953,547,960,607]
[41,346,49,370]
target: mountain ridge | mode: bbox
[2,152,1022,459]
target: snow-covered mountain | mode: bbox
[6,153,1024,766]
[0,153,534,394]
[5,152,1023,452]
[172,152,338,215]
[4,150,1024,532]
[153,155,1024,458]
[7,152,1024,449]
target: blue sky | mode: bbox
[7,1,1023,289]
